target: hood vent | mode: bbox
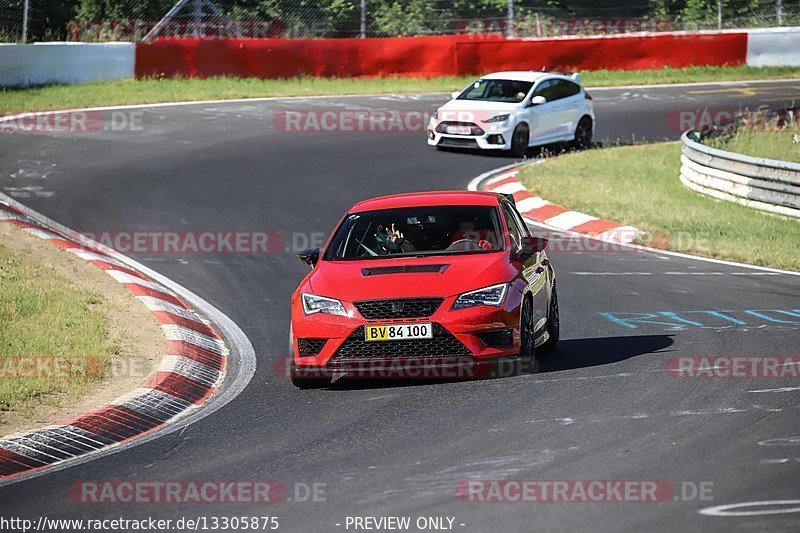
[361,264,450,276]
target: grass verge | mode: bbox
[517,142,800,271]
[1,65,799,113]
[705,127,800,163]
[0,234,115,422]
[0,223,164,435]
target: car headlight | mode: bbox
[452,283,508,310]
[482,114,510,123]
[432,110,439,120]
[302,293,347,316]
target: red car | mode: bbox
[289,191,559,387]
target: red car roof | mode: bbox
[350,191,501,213]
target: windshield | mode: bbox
[457,79,533,103]
[324,205,505,260]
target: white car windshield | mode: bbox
[458,79,534,103]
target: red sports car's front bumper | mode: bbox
[290,292,524,380]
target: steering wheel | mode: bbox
[447,238,495,252]
[446,239,474,251]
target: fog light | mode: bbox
[428,130,435,140]
[487,134,505,145]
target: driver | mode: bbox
[451,220,493,250]
[376,223,417,253]
[511,81,527,101]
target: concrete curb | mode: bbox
[468,161,800,277]
[472,162,644,244]
[0,197,253,483]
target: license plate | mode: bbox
[365,323,433,342]
[445,125,471,135]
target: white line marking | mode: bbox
[572,272,653,275]
[671,407,748,416]
[749,387,800,393]
[699,500,800,517]
[573,271,782,276]
[759,457,800,465]
[758,436,800,446]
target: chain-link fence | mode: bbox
[1,1,799,43]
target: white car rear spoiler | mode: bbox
[533,70,582,84]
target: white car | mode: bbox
[427,71,595,156]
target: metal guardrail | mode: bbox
[679,130,800,219]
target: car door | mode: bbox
[550,79,583,139]
[502,202,548,334]
[526,79,561,144]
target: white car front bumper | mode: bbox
[427,120,515,150]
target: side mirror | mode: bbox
[451,91,461,100]
[529,95,546,106]
[297,247,320,267]
[517,236,548,260]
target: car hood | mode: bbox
[438,99,521,113]
[436,100,522,124]
[308,253,511,302]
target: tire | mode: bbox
[509,124,530,157]
[519,296,540,373]
[572,116,593,150]
[540,281,560,352]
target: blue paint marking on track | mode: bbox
[599,309,800,329]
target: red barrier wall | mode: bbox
[135,32,748,79]
[136,35,487,78]
[456,33,748,73]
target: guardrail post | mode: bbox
[360,0,366,38]
[507,0,515,38]
[22,0,29,43]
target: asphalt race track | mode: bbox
[1,80,799,531]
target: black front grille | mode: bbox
[476,328,514,348]
[297,338,327,357]
[332,324,471,360]
[438,137,480,148]
[354,298,443,320]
